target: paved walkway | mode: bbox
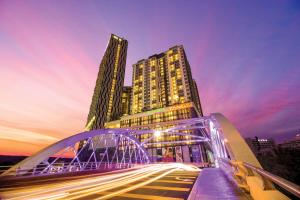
[188,168,251,200]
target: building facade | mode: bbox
[105,102,209,163]
[131,45,203,115]
[105,102,209,164]
[79,34,128,156]
[121,86,132,116]
[245,137,276,155]
[82,36,207,163]
[279,134,300,149]
[86,34,128,130]
[105,45,207,163]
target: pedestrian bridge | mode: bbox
[0,113,299,200]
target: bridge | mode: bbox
[0,113,299,200]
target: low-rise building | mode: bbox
[245,137,275,155]
[279,134,300,149]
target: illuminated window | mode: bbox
[150,60,155,66]
[175,54,179,60]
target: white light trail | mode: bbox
[0,163,199,200]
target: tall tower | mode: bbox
[126,45,205,163]
[86,34,128,130]
[131,45,203,115]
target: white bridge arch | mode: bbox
[1,113,261,177]
[2,129,150,176]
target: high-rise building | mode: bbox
[131,45,203,115]
[86,34,128,130]
[105,45,207,163]
[121,86,132,116]
[78,34,127,159]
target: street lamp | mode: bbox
[154,130,161,137]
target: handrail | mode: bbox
[220,158,300,198]
[243,162,300,198]
[0,161,136,177]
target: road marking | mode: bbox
[66,168,170,200]
[155,180,193,184]
[175,177,194,182]
[0,164,199,200]
[171,174,198,176]
[165,175,196,179]
[94,168,178,200]
[101,192,184,200]
[3,166,168,200]
[139,185,190,191]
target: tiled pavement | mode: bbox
[188,168,251,200]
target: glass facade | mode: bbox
[105,102,208,163]
[121,102,198,127]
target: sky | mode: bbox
[0,0,299,156]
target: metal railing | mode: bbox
[0,161,139,178]
[220,158,300,199]
[243,162,300,198]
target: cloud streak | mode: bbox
[0,126,58,144]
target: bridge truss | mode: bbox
[1,113,256,177]
[1,130,150,176]
[2,114,298,200]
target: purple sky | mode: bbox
[0,0,299,155]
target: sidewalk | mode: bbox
[188,168,251,200]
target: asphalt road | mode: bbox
[0,163,200,200]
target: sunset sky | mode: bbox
[0,0,299,156]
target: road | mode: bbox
[0,163,200,200]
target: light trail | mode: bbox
[0,163,200,200]
[3,165,162,199]
[94,168,178,200]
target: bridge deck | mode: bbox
[189,168,251,200]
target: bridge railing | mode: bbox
[0,161,141,178]
[220,158,300,200]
